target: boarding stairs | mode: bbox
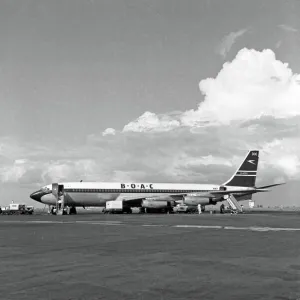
[56,194,65,215]
[52,183,65,215]
[226,194,243,213]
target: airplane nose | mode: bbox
[30,190,42,202]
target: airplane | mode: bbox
[30,150,284,214]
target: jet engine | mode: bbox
[183,196,217,206]
[141,200,169,209]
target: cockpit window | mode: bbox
[41,186,51,193]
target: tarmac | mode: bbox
[0,212,300,300]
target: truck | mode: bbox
[104,200,132,214]
[1,203,34,215]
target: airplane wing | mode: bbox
[117,189,262,204]
[116,184,282,204]
[117,193,185,205]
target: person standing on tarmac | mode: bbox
[197,204,202,214]
[220,203,225,214]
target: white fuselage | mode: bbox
[36,181,254,207]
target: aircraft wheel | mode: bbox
[69,206,77,215]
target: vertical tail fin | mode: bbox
[223,150,259,187]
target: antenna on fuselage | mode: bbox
[80,180,83,182]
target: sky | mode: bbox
[0,0,300,207]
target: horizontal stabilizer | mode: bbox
[253,188,270,192]
[256,182,286,189]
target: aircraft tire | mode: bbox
[69,206,77,215]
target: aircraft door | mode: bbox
[52,183,65,214]
[52,183,64,197]
[52,183,59,198]
[58,184,64,196]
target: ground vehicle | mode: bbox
[104,200,132,214]
[25,206,34,214]
[0,203,34,215]
[173,204,198,214]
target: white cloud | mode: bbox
[0,163,28,183]
[102,128,116,136]
[260,138,300,179]
[15,159,28,165]
[123,111,180,133]
[116,48,300,131]
[182,48,300,126]
[177,154,233,168]
[217,28,248,58]
[0,139,101,184]
[41,159,99,183]
[41,162,71,182]
[277,155,300,178]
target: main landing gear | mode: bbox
[49,205,77,215]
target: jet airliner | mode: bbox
[30,150,284,214]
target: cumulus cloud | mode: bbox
[0,158,100,185]
[123,111,180,133]
[175,154,233,169]
[260,138,300,179]
[116,48,300,130]
[216,28,248,58]
[0,162,28,183]
[15,159,28,165]
[102,128,116,136]
[182,48,300,126]
[0,137,101,185]
[277,155,300,177]
[38,158,101,183]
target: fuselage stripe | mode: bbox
[64,189,214,194]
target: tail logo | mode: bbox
[247,159,256,165]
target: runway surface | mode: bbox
[0,213,299,300]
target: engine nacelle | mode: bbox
[141,200,169,209]
[184,196,217,206]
